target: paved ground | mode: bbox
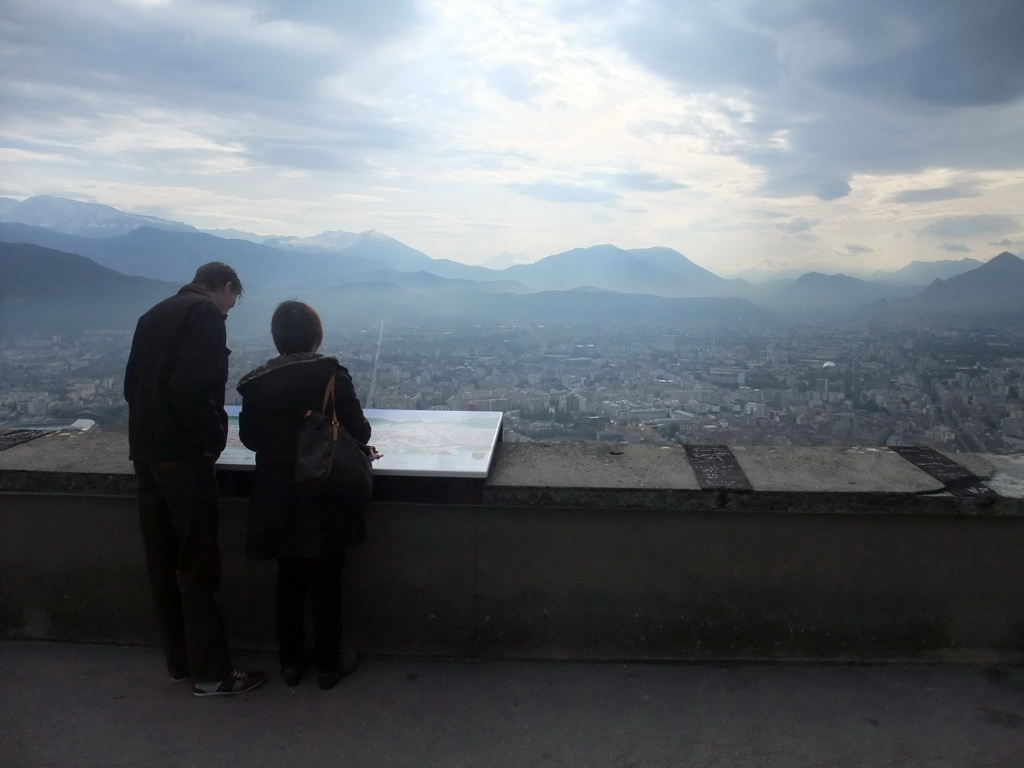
[2,640,1024,767]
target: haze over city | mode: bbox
[3,0,1024,277]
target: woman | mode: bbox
[237,300,373,690]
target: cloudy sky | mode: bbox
[2,0,1023,276]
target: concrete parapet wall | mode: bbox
[2,433,1024,662]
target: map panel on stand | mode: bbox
[219,406,503,479]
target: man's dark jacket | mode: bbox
[124,284,230,462]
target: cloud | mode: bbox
[0,147,68,164]
[780,217,820,233]
[616,1,780,91]
[3,3,340,106]
[816,180,851,201]
[843,243,874,254]
[0,0,423,174]
[486,65,541,102]
[585,170,688,193]
[799,0,1024,108]
[941,243,971,252]
[247,0,422,38]
[594,0,1024,199]
[508,181,618,204]
[917,214,1020,238]
[4,0,1024,271]
[888,182,983,203]
[989,239,1024,254]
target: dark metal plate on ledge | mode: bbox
[890,446,995,498]
[0,429,53,453]
[685,445,752,491]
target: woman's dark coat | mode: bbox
[237,353,371,560]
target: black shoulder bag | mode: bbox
[294,372,373,503]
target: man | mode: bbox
[124,262,266,697]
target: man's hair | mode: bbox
[192,262,244,296]
[271,300,323,355]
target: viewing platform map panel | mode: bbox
[220,407,503,479]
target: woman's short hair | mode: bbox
[271,300,323,355]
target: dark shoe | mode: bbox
[318,650,360,690]
[168,654,189,681]
[192,669,267,697]
[282,664,306,687]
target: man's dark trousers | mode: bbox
[135,457,231,680]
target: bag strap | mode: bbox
[321,371,340,441]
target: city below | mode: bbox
[4,315,1024,455]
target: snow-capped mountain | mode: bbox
[0,195,197,238]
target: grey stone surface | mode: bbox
[346,502,479,657]
[487,441,699,489]
[2,640,1023,768]
[953,450,999,480]
[0,430,132,474]
[732,445,944,494]
[3,428,1023,504]
[4,431,1024,521]
[979,453,1024,498]
[7,489,1024,661]
[5,436,1024,661]
[0,430,136,495]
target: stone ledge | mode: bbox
[3,430,1024,516]
[0,431,136,495]
[0,431,133,474]
[5,432,1024,661]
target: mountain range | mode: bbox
[910,251,1024,314]
[1,196,1022,333]
[873,258,985,285]
[0,241,178,334]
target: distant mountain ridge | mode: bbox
[0,242,178,334]
[503,244,742,297]
[910,251,1024,314]
[0,195,1019,320]
[873,257,984,285]
[0,195,197,237]
[0,242,776,333]
[0,222,382,287]
[758,272,911,313]
[0,201,741,297]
